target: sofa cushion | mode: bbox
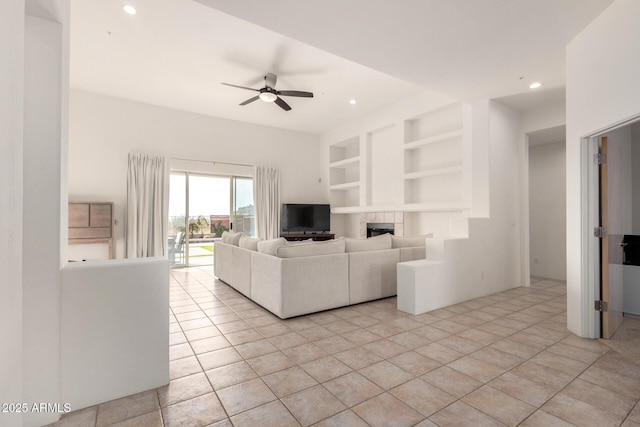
[391,234,433,248]
[344,233,392,252]
[257,237,288,256]
[287,238,314,244]
[276,238,346,258]
[221,231,242,246]
[239,236,263,251]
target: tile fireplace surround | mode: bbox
[359,212,404,238]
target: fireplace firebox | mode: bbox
[366,223,395,238]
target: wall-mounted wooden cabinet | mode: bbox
[68,202,114,258]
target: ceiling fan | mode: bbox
[221,73,313,111]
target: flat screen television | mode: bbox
[281,204,330,233]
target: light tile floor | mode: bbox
[49,268,640,427]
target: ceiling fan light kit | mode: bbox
[259,91,278,102]
[222,73,313,111]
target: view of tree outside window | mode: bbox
[168,173,254,267]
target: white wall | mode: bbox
[20,1,71,425]
[470,101,490,218]
[519,102,567,286]
[632,123,640,234]
[370,124,403,206]
[68,90,324,258]
[487,101,522,287]
[529,141,567,280]
[61,258,169,411]
[522,102,566,134]
[0,1,25,425]
[566,0,640,337]
[23,14,66,427]
[1,3,70,425]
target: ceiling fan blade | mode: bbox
[278,90,314,98]
[221,82,259,92]
[264,73,277,89]
[239,95,260,106]
[274,96,291,111]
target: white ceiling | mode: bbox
[528,125,566,146]
[70,0,614,135]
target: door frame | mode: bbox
[583,114,640,338]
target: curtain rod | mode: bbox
[170,157,253,168]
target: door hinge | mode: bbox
[594,227,608,238]
[595,300,608,312]
[594,153,607,165]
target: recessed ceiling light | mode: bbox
[529,82,542,89]
[123,5,137,15]
[349,99,357,105]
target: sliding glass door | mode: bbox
[168,172,253,267]
[188,175,230,266]
[168,174,187,267]
[232,177,255,237]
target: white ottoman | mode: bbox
[397,259,446,315]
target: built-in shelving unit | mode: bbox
[328,101,470,214]
[403,102,465,208]
[329,136,362,208]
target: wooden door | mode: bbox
[600,136,625,338]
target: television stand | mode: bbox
[281,233,335,242]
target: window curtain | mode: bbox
[126,153,168,258]
[254,166,280,240]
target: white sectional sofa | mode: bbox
[214,232,429,318]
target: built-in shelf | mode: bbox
[329,157,360,169]
[401,202,469,212]
[331,202,469,214]
[329,135,362,209]
[329,136,360,163]
[403,129,464,150]
[329,181,360,191]
[402,102,465,207]
[404,165,463,180]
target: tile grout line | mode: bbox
[166,270,632,427]
[171,274,235,425]
[173,270,305,425]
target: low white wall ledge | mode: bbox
[398,219,521,315]
[60,257,169,411]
